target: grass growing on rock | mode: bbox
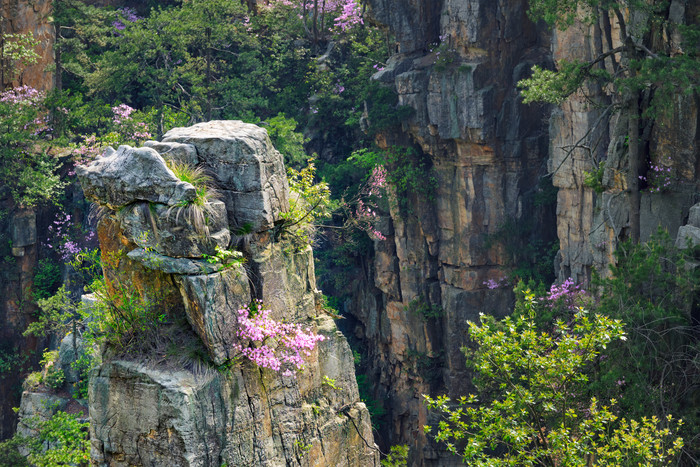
[166,160,222,236]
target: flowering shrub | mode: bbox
[424,291,684,466]
[543,277,587,311]
[45,212,97,262]
[232,301,325,378]
[0,86,65,207]
[639,155,673,193]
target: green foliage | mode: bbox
[405,297,442,321]
[45,366,66,390]
[349,146,437,215]
[20,411,90,467]
[322,375,341,391]
[0,88,65,208]
[24,286,78,339]
[1,31,40,82]
[25,286,80,339]
[0,436,28,467]
[265,113,308,169]
[33,258,62,300]
[84,277,164,352]
[380,444,409,467]
[0,347,26,377]
[583,161,606,194]
[278,159,335,246]
[424,290,684,465]
[202,245,244,269]
[590,229,700,459]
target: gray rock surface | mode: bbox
[143,141,199,165]
[127,248,224,275]
[117,200,230,258]
[77,145,197,209]
[174,266,251,366]
[163,120,290,232]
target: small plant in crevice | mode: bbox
[583,161,606,194]
[165,160,222,236]
[322,375,342,391]
[405,297,442,321]
[232,300,325,378]
[202,245,245,269]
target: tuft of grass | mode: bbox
[165,160,222,236]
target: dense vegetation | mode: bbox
[0,0,698,465]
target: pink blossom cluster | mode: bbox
[111,104,152,142]
[232,301,325,378]
[333,0,363,31]
[0,85,43,105]
[266,0,364,33]
[355,200,386,240]
[72,135,103,168]
[639,155,673,193]
[544,277,587,311]
[45,212,97,262]
[112,104,135,125]
[483,277,509,289]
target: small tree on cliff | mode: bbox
[519,0,700,243]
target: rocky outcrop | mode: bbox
[356,0,555,463]
[78,121,378,466]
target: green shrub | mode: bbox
[45,366,66,390]
[424,290,684,465]
[166,160,222,236]
[33,258,61,301]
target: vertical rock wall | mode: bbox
[78,121,379,466]
[361,1,699,465]
[358,1,554,464]
[550,4,700,284]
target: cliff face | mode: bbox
[357,0,554,463]
[549,4,700,283]
[72,121,378,466]
[360,1,699,465]
[0,0,54,90]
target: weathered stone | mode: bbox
[143,141,199,165]
[117,200,230,258]
[90,357,378,467]
[162,121,290,232]
[250,242,316,319]
[127,248,224,275]
[77,145,197,210]
[11,210,36,248]
[688,203,700,228]
[174,266,251,366]
[676,225,700,249]
[58,333,84,384]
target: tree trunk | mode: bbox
[206,26,212,122]
[627,92,641,243]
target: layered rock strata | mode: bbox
[75,121,378,466]
[357,0,555,464]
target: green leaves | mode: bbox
[424,290,683,465]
